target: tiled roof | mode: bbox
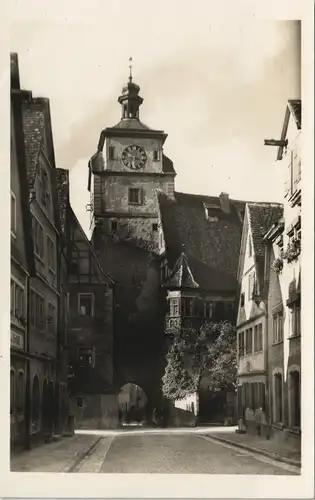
[158,191,248,292]
[247,203,284,290]
[112,118,150,130]
[162,154,175,174]
[288,99,301,130]
[164,252,199,289]
[21,101,46,189]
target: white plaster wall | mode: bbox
[275,119,301,381]
[175,393,198,415]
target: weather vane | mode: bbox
[129,56,133,82]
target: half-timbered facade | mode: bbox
[57,168,116,428]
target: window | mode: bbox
[291,148,301,192]
[291,304,301,337]
[40,168,50,207]
[11,191,16,236]
[273,372,283,423]
[152,223,158,232]
[128,188,141,205]
[32,217,44,258]
[78,346,95,368]
[204,301,214,319]
[169,298,180,317]
[240,293,245,307]
[166,183,174,197]
[254,324,263,352]
[109,146,115,160]
[248,236,252,257]
[78,294,93,316]
[111,220,118,232]
[245,328,253,355]
[47,236,56,271]
[47,302,56,334]
[238,331,245,357]
[153,150,160,161]
[182,297,193,317]
[11,279,25,323]
[273,312,283,343]
[248,272,256,299]
[30,290,45,329]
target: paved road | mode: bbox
[72,430,299,475]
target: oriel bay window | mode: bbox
[254,323,263,353]
[78,293,94,317]
[169,298,180,317]
[238,331,245,357]
[182,297,193,317]
[204,301,214,319]
[245,328,253,355]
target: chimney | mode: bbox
[219,192,230,213]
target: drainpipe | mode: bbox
[263,243,271,436]
[24,274,31,450]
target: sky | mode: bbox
[10,3,301,235]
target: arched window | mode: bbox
[17,370,25,413]
[273,371,283,423]
[31,375,40,431]
[10,369,16,415]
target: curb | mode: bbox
[200,434,301,468]
[62,436,103,473]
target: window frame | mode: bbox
[128,187,142,205]
[47,234,56,272]
[47,301,56,334]
[78,293,94,317]
[30,288,45,330]
[10,277,25,325]
[11,191,17,237]
[77,346,95,368]
[32,215,45,259]
[108,146,115,160]
[153,149,160,162]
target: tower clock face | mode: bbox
[122,145,147,170]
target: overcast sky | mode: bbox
[11,4,301,235]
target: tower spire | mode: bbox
[129,56,133,82]
[118,59,143,120]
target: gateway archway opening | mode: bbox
[118,383,148,426]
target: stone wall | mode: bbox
[69,394,119,429]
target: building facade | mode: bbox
[57,168,117,429]
[10,53,69,449]
[264,100,301,444]
[236,202,283,434]
[10,54,36,448]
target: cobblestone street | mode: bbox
[11,428,300,475]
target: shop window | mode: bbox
[31,375,40,430]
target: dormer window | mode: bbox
[204,203,220,221]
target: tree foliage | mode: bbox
[162,321,237,400]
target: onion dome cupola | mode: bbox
[118,57,143,120]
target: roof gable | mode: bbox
[163,252,199,289]
[277,99,302,160]
[246,203,283,292]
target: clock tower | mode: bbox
[88,69,176,252]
